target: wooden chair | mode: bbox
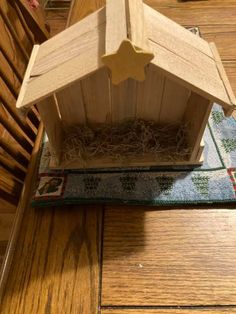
[0,0,49,287]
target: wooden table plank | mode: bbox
[146,3,236,27]
[0,206,102,314]
[102,207,236,306]
[45,9,68,36]
[68,0,236,26]
[146,0,236,8]
[101,309,236,314]
[68,0,105,24]
[224,62,236,95]
[200,26,236,62]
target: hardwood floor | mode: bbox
[1,1,236,313]
[102,208,236,306]
[0,205,102,313]
[45,9,68,36]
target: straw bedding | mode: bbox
[62,119,190,164]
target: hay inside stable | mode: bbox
[62,119,190,165]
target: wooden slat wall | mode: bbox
[56,71,190,127]
[184,93,213,161]
[56,81,86,127]
[111,75,190,124]
[0,1,48,212]
[111,80,137,123]
[81,68,111,124]
[159,78,190,124]
[136,65,164,120]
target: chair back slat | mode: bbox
[0,7,30,61]
[0,94,37,142]
[0,46,24,83]
[0,1,48,208]
[0,137,29,169]
[13,1,35,47]
[0,111,33,154]
[0,155,26,182]
[0,169,22,205]
[27,109,40,129]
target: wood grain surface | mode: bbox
[68,0,105,24]
[1,1,236,313]
[0,241,7,270]
[0,7,103,314]
[45,10,68,36]
[0,214,15,242]
[102,207,236,306]
[0,213,13,269]
[0,206,102,314]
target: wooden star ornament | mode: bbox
[102,39,154,85]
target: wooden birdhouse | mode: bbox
[17,0,236,169]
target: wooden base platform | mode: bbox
[50,154,203,170]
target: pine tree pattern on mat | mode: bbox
[32,105,236,207]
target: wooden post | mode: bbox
[37,95,63,165]
[184,92,213,162]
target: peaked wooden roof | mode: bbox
[145,4,235,116]
[17,0,235,116]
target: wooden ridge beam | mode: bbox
[104,0,127,55]
[102,0,154,84]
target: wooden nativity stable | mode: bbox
[17,0,236,169]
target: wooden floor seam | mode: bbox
[98,207,105,311]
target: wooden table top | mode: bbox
[1,1,236,313]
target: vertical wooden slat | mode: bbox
[81,68,111,124]
[111,79,137,122]
[136,65,164,121]
[184,92,213,161]
[37,95,63,164]
[57,81,86,127]
[159,78,190,124]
